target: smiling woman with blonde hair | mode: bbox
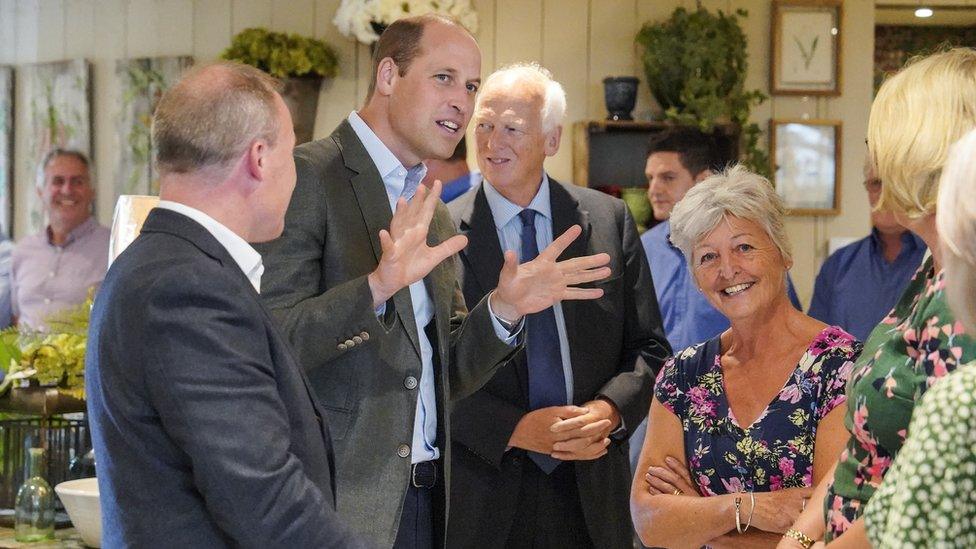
[631,165,860,548]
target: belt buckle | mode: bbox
[411,461,437,489]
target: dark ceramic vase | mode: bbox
[603,76,639,121]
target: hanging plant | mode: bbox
[636,6,769,176]
[221,28,339,79]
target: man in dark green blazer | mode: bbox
[257,14,612,549]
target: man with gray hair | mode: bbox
[445,63,671,548]
[11,149,109,330]
[86,61,366,548]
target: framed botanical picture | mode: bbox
[771,0,842,95]
[770,119,842,216]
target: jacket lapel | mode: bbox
[456,185,505,295]
[334,121,423,360]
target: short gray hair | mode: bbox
[937,128,976,333]
[152,61,282,176]
[669,164,792,269]
[37,149,90,189]
[478,62,566,133]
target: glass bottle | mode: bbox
[14,447,55,542]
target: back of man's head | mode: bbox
[153,61,282,177]
[646,128,721,177]
[366,13,469,100]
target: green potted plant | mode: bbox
[221,28,340,144]
[636,5,769,176]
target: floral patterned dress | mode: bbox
[823,256,976,541]
[654,326,859,496]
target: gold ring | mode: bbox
[672,488,683,496]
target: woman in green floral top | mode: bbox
[778,48,976,549]
[862,126,976,547]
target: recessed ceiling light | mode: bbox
[915,7,934,18]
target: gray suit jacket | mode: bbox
[255,121,517,548]
[87,209,366,548]
[445,180,672,548]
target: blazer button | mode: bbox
[360,331,370,341]
[352,336,363,345]
[337,343,348,351]
[404,376,418,390]
[396,444,411,458]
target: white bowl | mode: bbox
[55,477,101,548]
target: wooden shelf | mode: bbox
[572,120,740,189]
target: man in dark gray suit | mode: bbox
[86,62,366,548]
[257,14,612,549]
[445,64,671,548]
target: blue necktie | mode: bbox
[518,209,566,474]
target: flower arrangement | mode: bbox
[333,0,479,45]
[0,298,91,401]
[221,28,339,79]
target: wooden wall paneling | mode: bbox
[64,0,95,59]
[588,0,638,121]
[11,0,41,237]
[126,0,158,58]
[312,0,358,139]
[193,0,233,61]
[542,0,588,183]
[231,0,273,34]
[92,0,127,225]
[732,0,772,127]
[36,0,65,61]
[472,0,496,73]
[155,0,195,57]
[494,0,542,67]
[0,1,16,63]
[272,0,315,35]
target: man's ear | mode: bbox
[245,139,267,182]
[375,57,399,97]
[544,125,562,157]
[694,169,713,183]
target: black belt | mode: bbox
[411,460,438,489]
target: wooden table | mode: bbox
[0,527,85,548]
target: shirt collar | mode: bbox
[482,172,552,229]
[869,226,926,255]
[155,201,264,293]
[47,217,96,247]
[347,111,427,200]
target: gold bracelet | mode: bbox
[784,528,815,549]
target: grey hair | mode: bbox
[937,128,976,333]
[37,149,90,189]
[669,164,792,269]
[478,62,566,133]
[152,61,282,176]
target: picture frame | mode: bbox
[771,0,842,95]
[770,119,842,216]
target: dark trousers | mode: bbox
[393,461,444,549]
[505,459,594,549]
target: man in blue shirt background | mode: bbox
[808,160,926,340]
[422,137,482,203]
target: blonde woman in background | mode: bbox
[778,47,976,549]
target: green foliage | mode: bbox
[221,28,339,79]
[0,297,92,400]
[636,7,769,176]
